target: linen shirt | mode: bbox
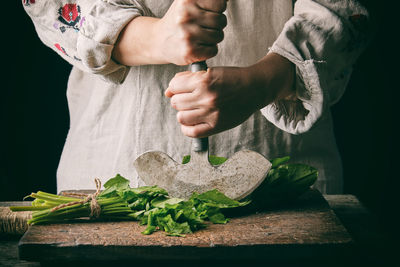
[23,0,371,194]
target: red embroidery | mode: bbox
[57,4,82,33]
[23,0,35,6]
[54,43,81,62]
[59,4,80,25]
[55,43,68,56]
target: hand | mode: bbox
[165,53,296,138]
[113,0,227,66]
[156,0,228,65]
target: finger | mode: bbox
[166,71,196,96]
[177,109,208,125]
[186,25,224,45]
[170,93,199,111]
[181,123,213,138]
[195,11,227,30]
[191,44,218,62]
[167,70,206,95]
[196,0,227,13]
[165,89,174,98]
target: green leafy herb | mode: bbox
[270,156,290,168]
[182,155,227,165]
[250,156,318,208]
[191,189,251,209]
[99,174,130,198]
[182,155,318,209]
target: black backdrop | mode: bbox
[1,1,398,238]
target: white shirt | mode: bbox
[23,0,371,194]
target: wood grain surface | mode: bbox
[18,189,353,263]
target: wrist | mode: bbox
[247,52,296,108]
[112,16,167,66]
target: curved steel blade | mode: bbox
[134,150,271,200]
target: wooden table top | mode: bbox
[16,189,353,263]
[0,191,393,266]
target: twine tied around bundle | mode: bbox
[51,178,102,219]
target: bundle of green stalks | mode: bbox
[10,189,135,225]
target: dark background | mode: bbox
[1,1,397,238]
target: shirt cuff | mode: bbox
[260,0,371,135]
[260,44,325,135]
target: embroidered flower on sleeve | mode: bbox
[57,4,82,33]
[23,0,35,6]
[54,43,82,62]
[55,43,69,57]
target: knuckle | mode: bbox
[207,93,218,107]
[217,30,224,42]
[180,0,193,5]
[190,128,202,138]
[197,79,210,94]
[210,45,218,56]
[203,67,214,82]
[181,125,194,137]
[208,121,216,131]
[177,0,192,10]
[171,100,177,109]
[208,112,219,130]
[215,0,227,12]
[203,46,218,59]
[170,96,179,109]
[214,111,221,125]
[220,14,227,28]
[177,9,191,24]
[182,46,196,64]
[176,112,184,123]
[181,30,194,44]
[211,31,224,44]
[176,0,197,24]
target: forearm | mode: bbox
[112,16,166,66]
[112,0,227,67]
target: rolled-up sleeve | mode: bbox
[23,0,150,84]
[261,0,372,134]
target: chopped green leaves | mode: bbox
[139,188,250,236]
[151,196,184,208]
[191,189,250,209]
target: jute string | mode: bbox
[51,178,102,218]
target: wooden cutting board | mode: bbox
[17,189,353,263]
